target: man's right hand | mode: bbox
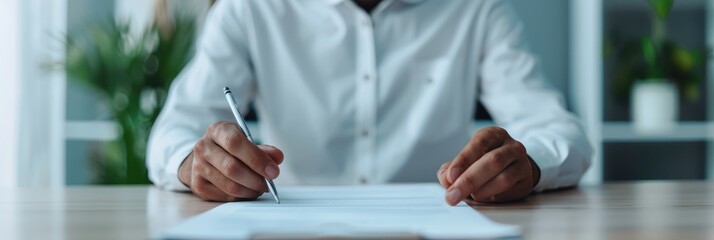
[178,121,284,202]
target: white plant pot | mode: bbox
[631,80,678,133]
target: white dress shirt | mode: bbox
[147,0,592,192]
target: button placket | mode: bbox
[354,12,378,185]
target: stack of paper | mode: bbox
[159,183,520,239]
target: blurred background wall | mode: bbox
[3,0,713,187]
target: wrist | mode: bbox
[178,151,194,188]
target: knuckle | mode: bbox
[472,128,488,141]
[193,139,206,154]
[218,120,232,128]
[472,129,482,139]
[497,174,515,188]
[194,157,212,173]
[471,136,490,149]
[491,126,508,136]
[461,147,478,162]
[514,142,528,159]
[207,122,222,134]
[192,160,206,174]
[224,133,245,153]
[492,150,509,161]
[225,182,243,196]
[474,127,509,144]
[460,175,478,193]
[513,141,526,152]
[209,121,232,138]
[223,160,241,175]
[488,154,507,171]
[485,127,510,143]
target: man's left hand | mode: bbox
[438,126,540,205]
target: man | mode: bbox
[147,0,592,205]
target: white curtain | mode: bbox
[0,0,22,188]
[0,0,67,188]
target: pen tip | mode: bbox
[223,87,230,94]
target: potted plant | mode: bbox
[58,3,196,184]
[610,0,706,133]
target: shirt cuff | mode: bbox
[521,138,559,192]
[162,144,195,192]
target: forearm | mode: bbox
[516,117,592,191]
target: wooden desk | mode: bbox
[1,181,713,239]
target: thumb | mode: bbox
[258,145,284,165]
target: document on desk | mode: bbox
[159,183,520,239]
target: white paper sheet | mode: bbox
[159,184,521,239]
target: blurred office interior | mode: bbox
[0,0,711,188]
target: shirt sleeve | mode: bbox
[477,1,593,192]
[146,0,255,191]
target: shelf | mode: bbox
[605,0,706,11]
[65,121,117,141]
[69,120,714,143]
[602,122,714,142]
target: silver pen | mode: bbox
[223,87,280,204]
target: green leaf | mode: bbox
[672,46,695,71]
[683,81,699,101]
[642,36,657,68]
[647,0,673,20]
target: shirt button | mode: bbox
[361,129,369,137]
[360,178,368,184]
[362,19,371,27]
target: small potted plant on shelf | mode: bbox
[610,0,706,133]
[57,1,196,184]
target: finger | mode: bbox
[201,163,263,199]
[470,162,525,202]
[191,176,237,202]
[445,146,517,206]
[258,145,284,165]
[437,161,452,188]
[198,139,269,192]
[209,121,280,179]
[488,179,533,202]
[447,127,509,183]
[197,153,266,197]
